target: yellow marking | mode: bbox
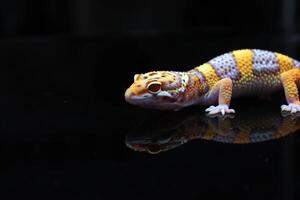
[275,53,293,73]
[232,49,253,81]
[195,63,220,89]
[281,69,300,103]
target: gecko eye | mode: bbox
[147,82,161,94]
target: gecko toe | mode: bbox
[281,105,288,110]
[205,105,216,112]
[281,103,300,114]
[227,109,235,113]
[206,105,235,116]
[221,109,225,115]
[208,109,220,115]
[292,108,297,113]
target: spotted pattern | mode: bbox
[211,130,275,143]
[127,71,182,96]
[230,49,282,96]
[208,52,240,80]
[176,72,189,93]
[213,134,235,143]
[232,49,253,80]
[250,131,274,143]
[126,49,300,112]
[198,49,285,96]
[189,69,209,94]
[252,49,279,75]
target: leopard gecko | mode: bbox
[125,49,300,115]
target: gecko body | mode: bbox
[125,49,300,115]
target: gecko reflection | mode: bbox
[126,106,300,154]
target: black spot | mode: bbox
[136,85,141,87]
[144,76,148,79]
[162,75,166,77]
[149,72,157,76]
[169,81,173,84]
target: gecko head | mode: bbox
[125,71,189,110]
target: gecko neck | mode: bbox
[177,71,208,106]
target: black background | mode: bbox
[1,0,300,199]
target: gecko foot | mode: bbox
[205,105,235,116]
[281,103,300,114]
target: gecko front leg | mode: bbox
[205,78,235,115]
[280,69,300,113]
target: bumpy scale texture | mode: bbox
[125,49,300,115]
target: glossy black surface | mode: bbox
[126,103,300,154]
[2,38,299,199]
[116,103,299,200]
[2,1,300,200]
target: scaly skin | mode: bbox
[125,49,300,115]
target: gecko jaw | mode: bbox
[125,89,182,110]
[125,90,152,104]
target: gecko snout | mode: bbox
[124,88,134,103]
[124,88,145,104]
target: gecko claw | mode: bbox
[205,105,235,116]
[281,103,300,114]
